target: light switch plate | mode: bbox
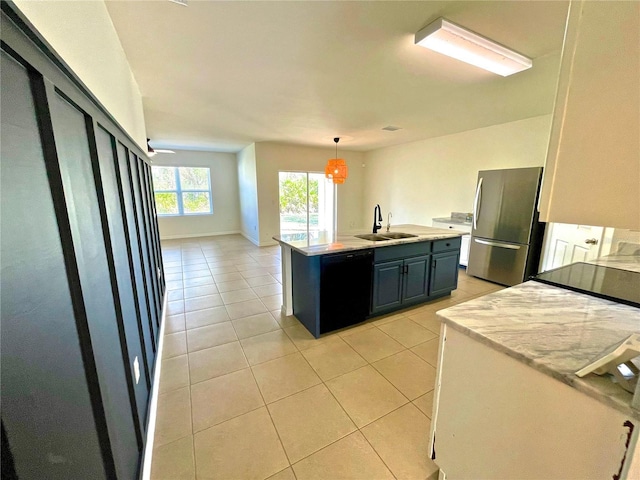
[133,356,140,384]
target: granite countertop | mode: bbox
[273,224,464,256]
[437,281,640,419]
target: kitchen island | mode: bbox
[273,224,464,337]
[429,263,640,479]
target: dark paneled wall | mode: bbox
[0,7,164,479]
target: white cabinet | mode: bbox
[430,326,640,479]
[432,221,471,267]
[539,0,639,229]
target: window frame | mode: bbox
[152,166,213,217]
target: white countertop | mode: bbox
[273,224,464,256]
[437,269,640,419]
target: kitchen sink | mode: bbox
[381,232,418,239]
[355,232,419,241]
[355,234,391,242]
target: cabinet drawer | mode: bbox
[433,237,461,253]
[374,241,431,262]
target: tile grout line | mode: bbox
[180,249,199,480]
[156,237,496,478]
[243,329,296,474]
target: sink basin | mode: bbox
[355,232,419,241]
[381,232,418,239]
[355,234,391,242]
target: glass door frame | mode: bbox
[278,170,335,238]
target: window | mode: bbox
[152,166,213,216]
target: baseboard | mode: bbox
[159,230,241,240]
[159,230,278,248]
[240,231,260,246]
[140,290,168,480]
[259,239,279,247]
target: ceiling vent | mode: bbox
[382,126,402,132]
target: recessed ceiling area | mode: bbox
[105,1,569,153]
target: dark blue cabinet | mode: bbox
[429,251,460,297]
[404,255,431,303]
[371,260,403,313]
[371,255,431,314]
[371,237,461,316]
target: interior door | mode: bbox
[541,223,605,271]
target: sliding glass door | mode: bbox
[279,172,334,237]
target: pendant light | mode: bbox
[325,137,348,184]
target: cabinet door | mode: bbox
[371,260,403,314]
[402,255,430,304]
[430,252,460,297]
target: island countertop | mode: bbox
[273,224,464,256]
[437,280,640,419]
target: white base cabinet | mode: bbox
[429,326,640,479]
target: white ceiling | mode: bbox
[105,0,570,153]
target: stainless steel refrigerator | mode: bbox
[467,167,545,286]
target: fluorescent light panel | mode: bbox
[415,18,532,77]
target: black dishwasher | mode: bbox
[319,249,373,334]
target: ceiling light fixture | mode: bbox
[325,137,348,185]
[414,18,532,77]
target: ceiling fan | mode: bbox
[147,139,174,156]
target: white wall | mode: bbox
[13,0,147,150]
[362,115,553,227]
[254,142,366,246]
[237,144,260,244]
[152,151,240,239]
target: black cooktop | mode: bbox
[532,262,640,309]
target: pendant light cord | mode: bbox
[334,137,339,158]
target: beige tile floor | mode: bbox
[151,235,503,480]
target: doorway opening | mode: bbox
[278,172,334,237]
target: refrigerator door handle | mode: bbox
[474,238,521,250]
[472,177,482,230]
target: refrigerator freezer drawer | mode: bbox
[467,238,530,286]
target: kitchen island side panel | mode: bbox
[291,250,321,337]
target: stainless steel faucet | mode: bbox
[372,204,382,233]
[386,212,392,232]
